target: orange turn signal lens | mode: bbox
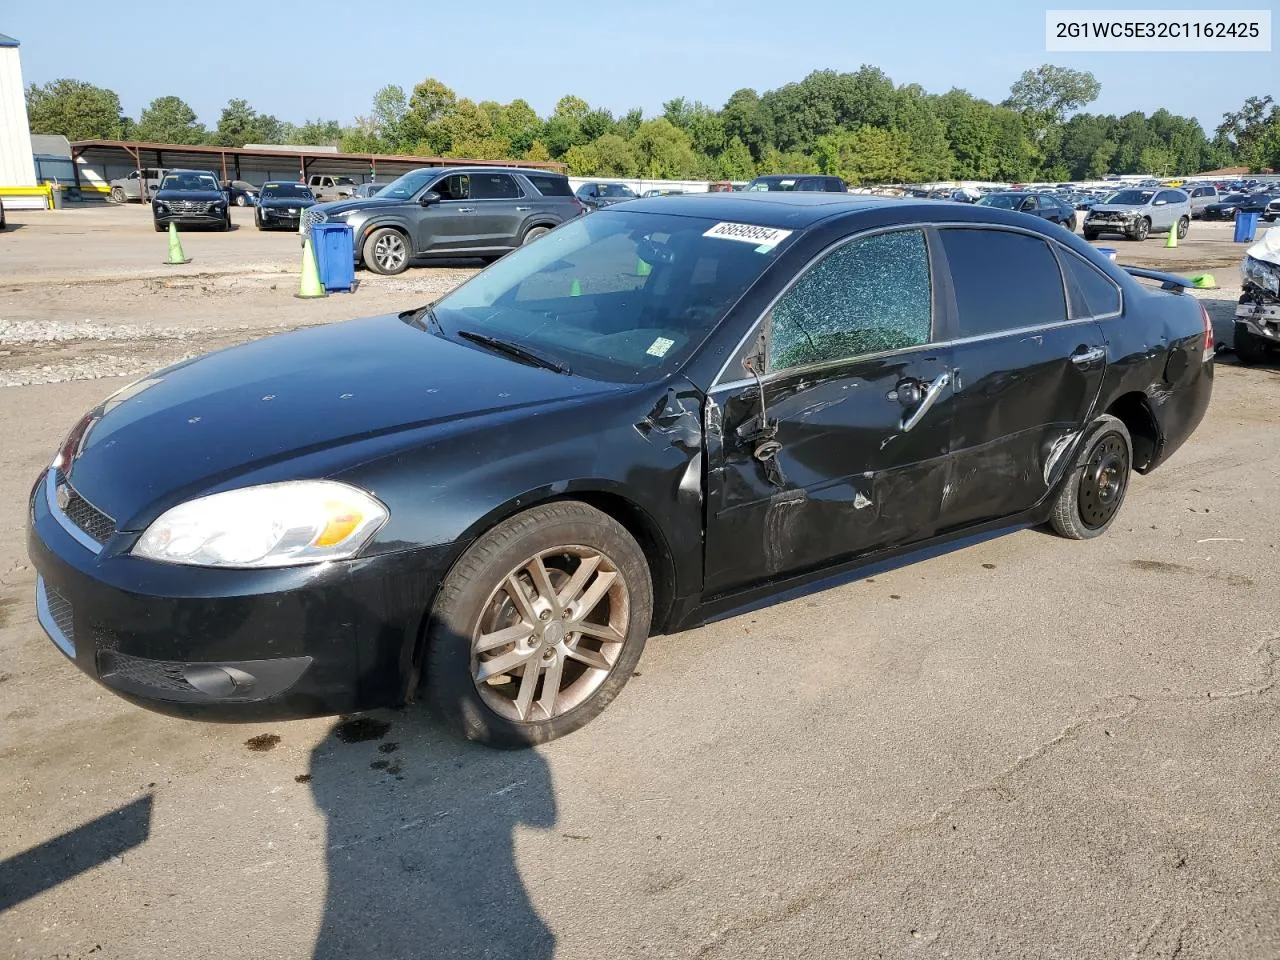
[313,508,362,547]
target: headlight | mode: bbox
[132,480,387,568]
[155,203,168,213]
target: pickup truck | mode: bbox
[307,174,358,202]
[109,168,168,203]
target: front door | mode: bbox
[704,227,954,595]
[415,173,479,253]
[936,227,1108,530]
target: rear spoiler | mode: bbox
[1120,265,1195,293]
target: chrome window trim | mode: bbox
[46,469,106,555]
[35,576,76,660]
[709,220,1125,393]
[709,223,936,390]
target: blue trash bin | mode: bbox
[310,223,356,292]
[1234,212,1260,243]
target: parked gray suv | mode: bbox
[1083,187,1191,242]
[303,167,584,275]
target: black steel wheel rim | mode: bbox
[1078,434,1129,529]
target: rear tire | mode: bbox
[235,194,247,207]
[423,501,652,748]
[1049,415,1132,540]
[1176,216,1189,239]
[522,225,552,245]
[362,227,410,275]
[1234,324,1267,365]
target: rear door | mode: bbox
[704,227,954,594]
[936,227,1108,531]
[467,173,527,250]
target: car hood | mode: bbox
[315,197,402,216]
[259,196,315,209]
[1205,201,1239,210]
[1088,204,1144,215]
[59,314,627,529]
[154,190,225,202]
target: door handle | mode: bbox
[457,206,476,213]
[1071,345,1106,366]
[900,371,950,432]
[515,205,532,211]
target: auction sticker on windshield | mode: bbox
[703,222,793,250]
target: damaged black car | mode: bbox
[29,194,1215,747]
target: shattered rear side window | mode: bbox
[769,230,932,370]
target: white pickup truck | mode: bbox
[109,168,168,203]
[306,174,358,202]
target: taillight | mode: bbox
[1199,301,1215,357]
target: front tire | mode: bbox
[423,501,652,748]
[1129,217,1150,241]
[362,227,410,275]
[1083,229,1099,241]
[235,194,247,207]
[1065,215,1077,232]
[1049,415,1133,540]
[1234,324,1267,365]
[110,186,126,203]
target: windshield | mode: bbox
[976,194,1023,210]
[1106,190,1155,205]
[596,184,636,198]
[1221,193,1249,203]
[431,210,793,382]
[375,170,436,200]
[260,183,313,199]
[161,173,220,191]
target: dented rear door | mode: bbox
[703,227,953,595]
[936,227,1106,530]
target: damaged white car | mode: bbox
[1236,228,1280,365]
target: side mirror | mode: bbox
[420,191,442,206]
[1153,199,1168,206]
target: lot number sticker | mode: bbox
[646,337,676,358]
[703,222,793,250]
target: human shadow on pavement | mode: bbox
[309,679,557,958]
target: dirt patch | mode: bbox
[1128,559,1254,588]
[335,716,391,743]
[244,733,282,752]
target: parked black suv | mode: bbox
[304,167,585,275]
[744,174,847,193]
[152,169,231,231]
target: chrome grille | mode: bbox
[169,199,211,214]
[55,470,116,543]
[301,208,328,234]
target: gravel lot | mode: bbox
[1,204,1277,960]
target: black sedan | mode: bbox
[1201,193,1253,220]
[29,194,1214,747]
[152,169,230,231]
[976,191,1077,231]
[575,181,637,210]
[254,181,316,231]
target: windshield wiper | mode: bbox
[456,329,571,375]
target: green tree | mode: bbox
[1138,145,1176,176]
[284,119,342,146]
[404,78,457,149]
[615,108,644,139]
[591,133,637,176]
[496,99,542,155]
[717,137,755,180]
[892,85,955,181]
[1216,95,1279,164]
[541,95,592,157]
[134,95,206,144]
[211,99,282,146]
[581,107,616,142]
[523,139,552,162]
[370,84,409,149]
[629,119,697,178]
[562,143,600,175]
[721,88,773,161]
[1004,64,1101,122]
[25,79,127,140]
[816,126,910,184]
[685,103,726,158]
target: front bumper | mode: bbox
[1236,301,1280,342]
[27,469,455,721]
[259,208,305,228]
[1085,214,1140,232]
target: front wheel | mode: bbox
[1176,216,1189,239]
[362,227,410,275]
[1234,324,1267,365]
[423,501,653,748]
[1065,215,1077,232]
[110,186,126,204]
[1083,229,1099,241]
[235,195,247,207]
[1129,218,1150,241]
[1049,415,1133,540]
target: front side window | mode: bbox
[768,229,933,370]
[432,174,471,201]
[471,174,522,200]
[433,210,792,382]
[940,228,1066,337]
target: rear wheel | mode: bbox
[522,225,551,245]
[423,501,652,748]
[1234,324,1267,365]
[1049,415,1132,540]
[1176,216,1189,239]
[235,194,247,207]
[363,227,409,275]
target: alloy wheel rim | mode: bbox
[375,234,406,270]
[471,546,629,724]
[1078,435,1129,529]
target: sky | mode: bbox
[4,0,1275,134]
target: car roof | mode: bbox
[415,165,567,178]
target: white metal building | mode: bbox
[0,32,37,188]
